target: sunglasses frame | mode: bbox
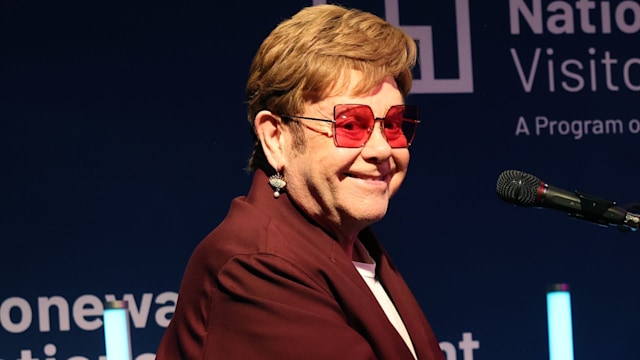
[282,104,420,148]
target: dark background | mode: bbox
[2,1,638,359]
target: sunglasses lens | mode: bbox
[334,105,373,147]
[385,105,418,148]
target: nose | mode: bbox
[360,120,392,160]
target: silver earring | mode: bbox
[268,172,287,198]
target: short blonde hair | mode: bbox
[246,4,417,171]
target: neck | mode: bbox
[343,237,373,263]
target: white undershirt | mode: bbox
[353,260,418,360]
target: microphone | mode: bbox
[496,169,639,232]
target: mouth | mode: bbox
[345,173,389,182]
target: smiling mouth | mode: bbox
[345,173,388,181]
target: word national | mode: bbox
[510,0,640,35]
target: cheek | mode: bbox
[389,172,407,197]
[287,143,346,185]
[314,146,360,172]
[390,152,410,195]
[393,150,410,173]
[397,150,410,169]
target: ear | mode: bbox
[254,110,288,171]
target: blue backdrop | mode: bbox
[2,1,639,359]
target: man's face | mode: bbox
[282,71,411,240]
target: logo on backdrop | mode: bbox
[510,0,640,93]
[313,0,475,94]
[0,292,175,360]
[509,0,640,140]
[1,292,480,360]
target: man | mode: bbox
[157,4,444,359]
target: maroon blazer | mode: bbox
[156,170,444,360]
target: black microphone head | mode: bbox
[496,170,541,206]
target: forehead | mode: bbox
[312,72,403,115]
[330,71,401,97]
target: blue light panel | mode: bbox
[103,300,133,360]
[547,284,574,360]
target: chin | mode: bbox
[353,204,389,223]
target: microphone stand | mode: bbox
[620,203,640,232]
[568,193,639,232]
